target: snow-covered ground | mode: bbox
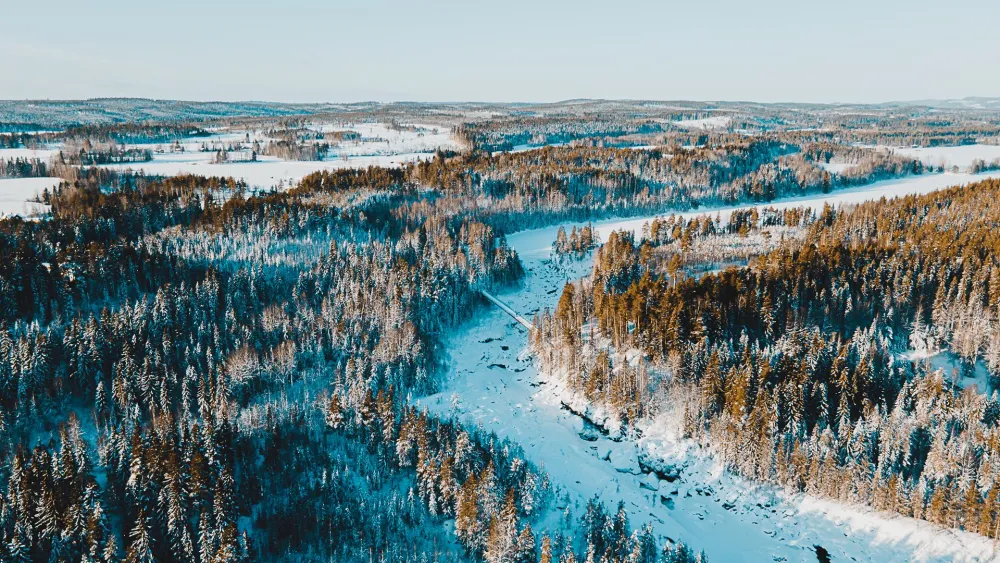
[885,144,1000,171]
[97,122,458,188]
[0,177,58,216]
[0,147,59,161]
[97,151,435,189]
[321,123,458,158]
[0,122,458,212]
[817,161,855,174]
[417,171,1000,562]
[903,348,992,395]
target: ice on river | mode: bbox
[417,170,1000,562]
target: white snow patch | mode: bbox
[818,162,856,174]
[94,122,458,189]
[0,177,58,217]
[885,144,1000,172]
[0,147,59,161]
[673,116,732,131]
[97,152,433,189]
[902,348,992,395]
[322,123,459,158]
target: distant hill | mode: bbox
[5,97,1000,131]
[892,97,1000,110]
[0,98,344,130]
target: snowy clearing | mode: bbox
[884,144,1000,171]
[673,116,732,131]
[418,171,1000,562]
[817,162,856,174]
[97,152,435,189]
[0,177,58,217]
[903,348,992,395]
[0,147,59,161]
[320,122,459,158]
[0,125,458,192]
[97,122,458,188]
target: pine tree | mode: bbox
[198,509,216,563]
[454,475,481,551]
[35,485,60,542]
[513,524,536,563]
[483,489,519,563]
[102,533,119,563]
[539,536,554,563]
[125,510,155,563]
[7,522,31,563]
[326,393,345,429]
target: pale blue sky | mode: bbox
[2,0,998,103]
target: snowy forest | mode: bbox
[536,178,1000,540]
[4,98,1000,562]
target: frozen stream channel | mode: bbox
[417,171,1000,562]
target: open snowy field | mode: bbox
[127,122,459,157]
[884,144,1000,171]
[417,170,1000,562]
[0,123,458,194]
[320,122,459,157]
[98,122,458,188]
[817,161,855,174]
[0,147,59,161]
[673,116,732,131]
[97,151,435,189]
[0,177,58,216]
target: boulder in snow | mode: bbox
[639,472,660,491]
[608,444,640,474]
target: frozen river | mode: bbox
[417,170,1000,562]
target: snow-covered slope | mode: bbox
[0,177,58,217]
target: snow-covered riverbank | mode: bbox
[417,170,1000,562]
